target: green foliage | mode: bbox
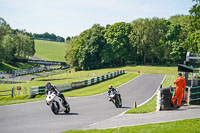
[33,32,65,42]
[65,24,106,69]
[66,15,194,69]
[63,118,200,133]
[104,22,132,66]
[186,30,200,53]
[186,2,200,53]
[0,18,35,63]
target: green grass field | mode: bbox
[34,40,66,62]
[0,62,36,72]
[63,118,200,133]
[0,65,177,105]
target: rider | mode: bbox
[45,82,67,105]
[107,85,121,102]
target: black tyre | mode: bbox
[160,104,171,110]
[161,101,171,106]
[51,103,59,115]
[115,98,119,108]
[64,103,70,113]
[119,99,122,108]
[161,88,170,95]
[161,97,171,100]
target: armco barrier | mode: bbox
[72,81,84,89]
[29,70,126,98]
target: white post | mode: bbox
[187,87,190,105]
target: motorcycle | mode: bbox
[108,91,122,108]
[46,91,70,115]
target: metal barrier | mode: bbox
[29,70,126,98]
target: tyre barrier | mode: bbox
[29,70,126,98]
[157,88,172,111]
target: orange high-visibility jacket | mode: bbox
[174,76,186,93]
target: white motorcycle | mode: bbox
[108,91,122,108]
[46,91,70,115]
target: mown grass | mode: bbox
[63,73,138,97]
[124,65,177,75]
[63,118,200,133]
[0,66,177,105]
[34,40,66,62]
[126,95,157,113]
[0,62,36,72]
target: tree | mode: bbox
[65,24,106,70]
[104,22,132,66]
[0,18,12,63]
[186,30,200,53]
[186,1,200,53]
[146,18,169,64]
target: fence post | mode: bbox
[11,88,14,98]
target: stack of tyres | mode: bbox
[161,88,171,110]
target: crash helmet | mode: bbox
[45,82,51,89]
[108,85,113,89]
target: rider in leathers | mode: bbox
[45,82,67,106]
[107,85,121,102]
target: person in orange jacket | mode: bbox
[171,73,186,108]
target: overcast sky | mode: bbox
[0,0,195,38]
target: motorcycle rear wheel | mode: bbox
[64,103,70,113]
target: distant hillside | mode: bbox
[34,40,66,62]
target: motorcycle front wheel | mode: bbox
[51,102,59,115]
[114,98,119,108]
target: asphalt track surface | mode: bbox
[0,74,165,133]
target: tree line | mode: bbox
[65,1,200,70]
[0,18,35,64]
[33,32,65,42]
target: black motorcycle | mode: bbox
[108,91,122,108]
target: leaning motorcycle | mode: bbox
[108,91,122,108]
[46,91,70,115]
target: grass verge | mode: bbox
[63,118,200,133]
[126,95,157,113]
[125,74,177,114]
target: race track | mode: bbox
[0,74,165,133]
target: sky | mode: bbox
[0,0,195,38]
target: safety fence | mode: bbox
[189,86,200,105]
[1,66,63,78]
[29,70,125,98]
[0,86,27,98]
